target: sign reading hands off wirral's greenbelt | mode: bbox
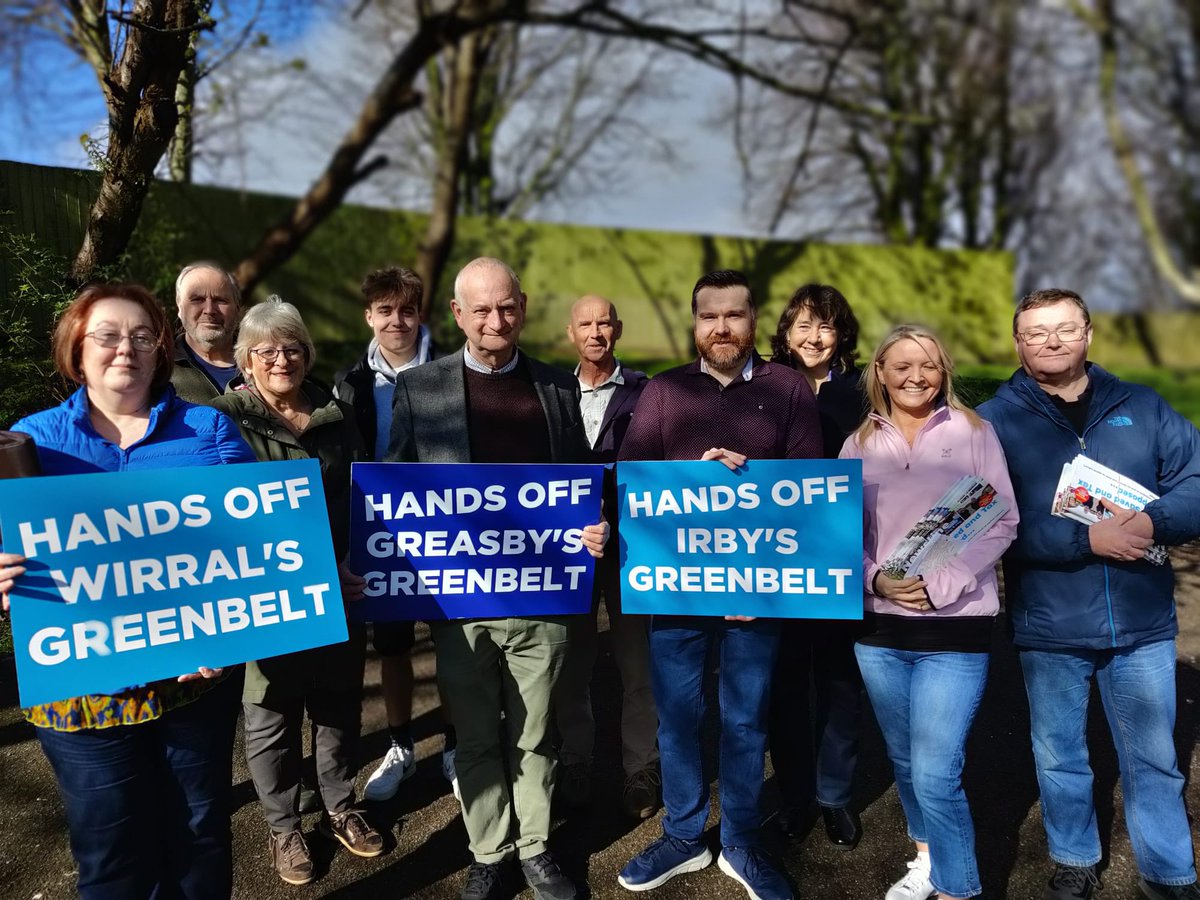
[0,459,347,707]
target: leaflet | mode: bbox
[881,475,1010,578]
[1050,454,1167,565]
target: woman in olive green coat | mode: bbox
[211,297,382,886]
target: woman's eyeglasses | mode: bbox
[250,346,306,363]
[86,330,158,352]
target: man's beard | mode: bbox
[697,331,755,370]
[185,320,233,348]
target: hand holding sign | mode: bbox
[0,551,26,611]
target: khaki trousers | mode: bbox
[432,616,569,863]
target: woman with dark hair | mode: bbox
[211,296,382,886]
[0,282,256,899]
[767,284,869,848]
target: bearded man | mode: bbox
[171,261,243,402]
[615,270,822,900]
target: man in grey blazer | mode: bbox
[385,257,608,900]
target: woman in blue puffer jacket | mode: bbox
[0,282,255,900]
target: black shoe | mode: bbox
[461,861,507,900]
[821,805,862,850]
[1140,878,1200,900]
[772,806,815,840]
[1045,864,1100,900]
[298,786,320,815]
[521,851,576,900]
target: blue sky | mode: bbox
[0,3,754,239]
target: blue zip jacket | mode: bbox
[12,385,255,475]
[977,364,1200,650]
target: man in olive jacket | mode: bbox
[170,262,244,402]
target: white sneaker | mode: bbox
[442,747,461,801]
[885,853,935,900]
[363,743,415,802]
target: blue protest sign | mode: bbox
[348,462,605,620]
[0,459,348,707]
[617,459,863,618]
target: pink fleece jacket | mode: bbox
[838,406,1019,618]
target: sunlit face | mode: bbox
[80,297,159,401]
[1014,301,1092,386]
[247,336,306,400]
[177,267,240,349]
[567,296,622,366]
[451,268,526,358]
[787,306,838,375]
[694,286,756,370]
[365,294,420,361]
[878,336,944,419]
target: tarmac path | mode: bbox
[2,546,1197,899]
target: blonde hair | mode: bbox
[852,323,980,447]
[234,296,316,384]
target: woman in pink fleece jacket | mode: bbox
[839,325,1018,900]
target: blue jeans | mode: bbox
[1020,640,1197,886]
[36,681,238,900]
[649,616,780,849]
[855,644,989,899]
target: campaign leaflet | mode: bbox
[1050,454,1168,565]
[881,475,1010,578]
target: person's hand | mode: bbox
[0,552,27,613]
[339,558,366,602]
[875,572,933,612]
[581,520,610,559]
[724,614,757,622]
[701,448,747,471]
[1089,500,1154,561]
[177,666,224,683]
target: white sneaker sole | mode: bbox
[363,760,416,802]
[618,848,712,892]
[718,852,793,900]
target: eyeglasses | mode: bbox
[249,346,306,363]
[86,330,158,352]
[1018,324,1088,345]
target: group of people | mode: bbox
[0,255,1196,900]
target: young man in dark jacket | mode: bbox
[978,288,1200,900]
[333,267,451,804]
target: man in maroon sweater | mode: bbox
[616,270,822,900]
[383,257,608,900]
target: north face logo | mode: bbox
[1107,415,1133,427]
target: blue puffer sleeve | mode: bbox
[1143,393,1200,546]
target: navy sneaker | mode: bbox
[618,835,712,891]
[718,847,794,900]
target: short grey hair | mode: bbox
[175,261,241,306]
[453,257,522,301]
[234,296,316,382]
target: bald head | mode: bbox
[568,294,623,370]
[454,257,521,300]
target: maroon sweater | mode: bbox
[619,357,822,462]
[464,361,552,463]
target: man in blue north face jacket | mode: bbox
[979,288,1200,900]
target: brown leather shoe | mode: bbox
[270,829,315,885]
[320,810,385,858]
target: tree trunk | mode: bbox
[168,11,202,184]
[415,29,492,317]
[70,0,200,283]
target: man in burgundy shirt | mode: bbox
[616,270,822,900]
[384,257,607,900]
